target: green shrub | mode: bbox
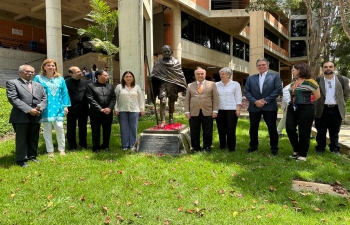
[0,88,13,137]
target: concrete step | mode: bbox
[0,70,18,87]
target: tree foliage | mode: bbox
[78,0,119,84]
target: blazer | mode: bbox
[65,77,90,115]
[6,78,47,123]
[184,81,219,116]
[86,82,116,118]
[244,72,282,112]
[315,76,349,120]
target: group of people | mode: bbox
[6,47,348,167]
[6,59,145,167]
[184,59,348,162]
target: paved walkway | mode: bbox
[240,112,350,155]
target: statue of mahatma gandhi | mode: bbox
[148,45,187,127]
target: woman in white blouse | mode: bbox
[216,67,242,152]
[114,71,145,150]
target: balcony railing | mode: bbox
[264,38,289,58]
[264,12,289,37]
[211,0,249,10]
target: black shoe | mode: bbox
[289,152,299,159]
[17,162,29,168]
[192,148,202,153]
[247,148,257,153]
[80,145,87,149]
[103,148,110,151]
[229,148,235,152]
[271,151,278,156]
[203,147,211,152]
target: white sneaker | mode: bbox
[296,156,306,161]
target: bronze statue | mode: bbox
[148,45,187,127]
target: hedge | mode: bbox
[0,88,13,137]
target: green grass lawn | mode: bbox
[0,114,349,224]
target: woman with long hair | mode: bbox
[114,71,145,150]
[33,59,71,156]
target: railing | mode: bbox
[25,56,47,65]
[0,36,47,54]
[211,0,249,10]
[264,38,289,58]
[264,12,289,37]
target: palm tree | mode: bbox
[78,0,119,84]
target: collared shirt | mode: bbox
[20,78,30,84]
[324,76,337,105]
[196,80,205,91]
[282,84,291,103]
[258,71,268,93]
[216,80,242,110]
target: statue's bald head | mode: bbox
[161,45,172,60]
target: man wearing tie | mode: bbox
[6,65,47,167]
[244,58,282,155]
[65,66,90,150]
[184,67,219,152]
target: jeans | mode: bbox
[42,121,65,152]
[118,112,140,148]
[286,104,315,157]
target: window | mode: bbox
[264,29,279,45]
[233,37,249,62]
[264,53,279,71]
[291,20,307,37]
[290,40,307,57]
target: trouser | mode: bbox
[42,121,65,153]
[286,104,315,157]
[118,112,139,148]
[189,110,213,150]
[248,110,278,151]
[315,105,342,151]
[216,110,238,151]
[277,110,287,134]
[66,112,88,149]
[13,123,40,162]
[90,116,113,151]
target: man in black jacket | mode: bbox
[86,70,116,152]
[65,66,90,150]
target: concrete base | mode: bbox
[136,124,191,155]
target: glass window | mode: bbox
[264,29,279,45]
[291,20,307,37]
[290,40,307,57]
[233,37,249,62]
[264,53,279,71]
[221,33,230,54]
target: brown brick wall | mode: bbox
[191,0,209,10]
[0,19,46,53]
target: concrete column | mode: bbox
[145,0,153,85]
[249,11,265,75]
[45,0,63,72]
[172,5,182,63]
[118,0,144,86]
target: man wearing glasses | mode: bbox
[6,65,47,167]
[315,61,350,154]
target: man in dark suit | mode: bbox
[6,65,47,167]
[65,66,90,150]
[315,61,350,154]
[184,67,219,152]
[244,58,282,155]
[86,70,116,152]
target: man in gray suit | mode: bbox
[6,65,47,167]
[244,58,282,155]
[315,61,350,154]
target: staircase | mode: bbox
[0,69,19,87]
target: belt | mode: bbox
[325,104,337,107]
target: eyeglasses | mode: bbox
[24,70,34,74]
[323,66,333,69]
[327,81,332,88]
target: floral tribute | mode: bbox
[150,122,183,130]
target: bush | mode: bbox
[0,88,13,137]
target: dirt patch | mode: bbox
[0,132,15,142]
[292,180,348,197]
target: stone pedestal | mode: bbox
[136,125,191,155]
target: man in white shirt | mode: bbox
[315,61,349,154]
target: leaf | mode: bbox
[177,206,183,212]
[232,211,238,217]
[186,209,195,214]
[217,189,225,194]
[236,193,243,198]
[104,216,111,224]
[241,177,246,181]
[314,207,321,211]
[293,207,302,212]
[144,181,149,186]
[193,200,199,205]
[47,201,53,208]
[260,205,265,210]
[335,180,341,185]
[267,213,272,218]
[118,170,124,174]
[10,194,15,199]
[84,155,89,158]
[116,214,124,221]
[164,220,170,225]
[102,206,108,214]
[88,204,93,208]
[269,185,276,191]
[103,174,108,178]
[177,194,183,199]
[126,201,132,206]
[282,205,288,209]
[47,194,53,200]
[134,212,142,218]
[257,215,262,219]
[80,196,86,201]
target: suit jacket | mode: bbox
[86,82,116,118]
[184,81,219,116]
[6,78,47,123]
[65,77,90,115]
[244,72,282,112]
[315,76,349,119]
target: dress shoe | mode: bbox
[295,156,307,161]
[229,148,235,152]
[17,162,29,168]
[271,151,278,156]
[203,147,211,152]
[246,148,257,153]
[289,152,299,159]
